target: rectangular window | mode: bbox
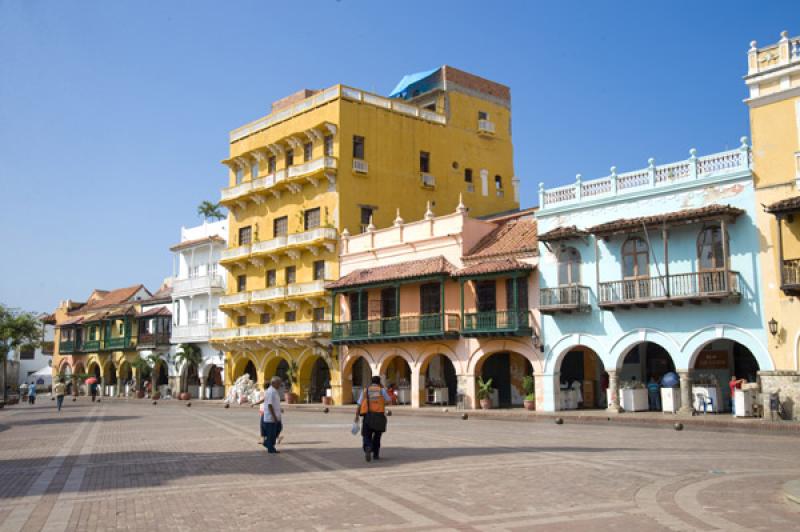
[303,142,313,162]
[495,175,503,189]
[353,135,365,160]
[237,275,247,293]
[189,310,200,324]
[478,111,488,120]
[360,206,373,232]
[420,151,430,173]
[285,266,296,284]
[19,346,34,360]
[266,269,276,287]
[189,265,200,278]
[235,168,244,185]
[476,280,496,312]
[348,292,368,321]
[420,282,441,315]
[238,226,252,246]
[268,156,276,174]
[285,149,294,167]
[260,313,271,325]
[237,315,247,326]
[505,278,528,310]
[324,135,333,156]
[251,161,259,179]
[313,307,325,321]
[209,263,218,277]
[304,208,321,230]
[464,168,473,183]
[285,311,296,322]
[313,260,325,281]
[273,216,288,237]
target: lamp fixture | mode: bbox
[768,318,778,337]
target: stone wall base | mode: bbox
[758,371,800,421]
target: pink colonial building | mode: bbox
[328,199,541,409]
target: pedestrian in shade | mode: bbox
[354,376,390,463]
[53,378,66,412]
[27,382,36,405]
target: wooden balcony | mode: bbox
[137,332,170,349]
[59,340,74,354]
[539,285,591,314]
[82,339,101,352]
[332,313,460,345]
[103,336,133,350]
[599,271,741,309]
[781,258,800,295]
[461,310,533,337]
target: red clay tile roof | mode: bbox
[326,256,457,290]
[765,196,800,214]
[466,218,538,259]
[147,284,173,303]
[170,235,225,252]
[60,316,85,326]
[587,205,744,235]
[78,285,151,312]
[454,258,534,277]
[137,307,172,318]
[538,225,589,242]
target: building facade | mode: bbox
[170,220,227,399]
[214,66,521,403]
[137,285,173,398]
[745,30,800,419]
[52,285,152,396]
[536,141,771,412]
[328,201,540,409]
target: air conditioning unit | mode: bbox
[466,183,475,193]
[353,159,369,174]
[421,173,436,188]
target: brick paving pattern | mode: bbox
[0,398,798,531]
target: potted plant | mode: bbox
[284,359,299,404]
[145,354,163,399]
[174,344,203,400]
[522,375,535,410]
[477,376,493,410]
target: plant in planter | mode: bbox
[284,359,299,404]
[145,354,164,399]
[477,376,494,410]
[174,344,203,400]
[522,375,535,411]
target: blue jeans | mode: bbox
[263,420,282,453]
[56,395,64,411]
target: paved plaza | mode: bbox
[0,399,798,531]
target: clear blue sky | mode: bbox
[0,1,797,313]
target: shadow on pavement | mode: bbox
[0,415,140,428]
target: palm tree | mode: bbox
[0,305,42,404]
[174,344,203,394]
[197,201,225,222]
[130,356,150,391]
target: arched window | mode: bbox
[697,225,726,270]
[558,247,581,285]
[622,237,649,279]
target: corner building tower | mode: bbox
[215,66,519,404]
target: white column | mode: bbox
[457,374,476,409]
[537,372,559,412]
[410,366,424,408]
[480,169,488,197]
[606,371,621,413]
[678,370,694,415]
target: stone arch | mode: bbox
[467,339,542,375]
[417,343,462,374]
[297,348,332,403]
[683,325,772,372]
[609,329,681,371]
[232,351,261,382]
[263,349,293,382]
[376,346,415,376]
[342,348,376,404]
[544,333,606,375]
[58,359,72,374]
[472,348,535,408]
[552,343,608,410]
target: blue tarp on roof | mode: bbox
[388,68,440,98]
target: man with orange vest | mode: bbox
[354,376,390,462]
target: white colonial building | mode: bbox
[170,220,228,399]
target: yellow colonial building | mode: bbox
[745,30,800,417]
[214,66,519,404]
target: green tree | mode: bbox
[197,201,225,222]
[0,304,42,404]
[174,344,203,393]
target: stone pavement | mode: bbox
[0,398,799,531]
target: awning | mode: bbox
[388,68,439,98]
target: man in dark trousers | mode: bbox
[354,376,390,463]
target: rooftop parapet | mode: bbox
[747,30,800,76]
[538,139,750,211]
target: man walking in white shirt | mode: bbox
[262,376,283,454]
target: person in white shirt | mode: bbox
[262,376,283,454]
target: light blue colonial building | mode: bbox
[535,138,772,413]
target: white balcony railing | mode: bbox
[539,141,751,210]
[220,181,253,201]
[213,321,332,340]
[210,327,240,339]
[220,244,250,261]
[251,286,287,302]
[287,280,326,297]
[172,324,214,341]
[353,159,369,174]
[252,235,288,255]
[220,292,250,306]
[172,275,225,294]
[287,227,338,246]
[287,156,337,179]
[478,119,496,134]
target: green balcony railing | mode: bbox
[103,336,132,350]
[461,310,532,337]
[332,313,460,344]
[59,340,75,353]
[82,339,101,352]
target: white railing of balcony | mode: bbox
[220,292,250,306]
[221,181,253,201]
[171,324,212,341]
[287,227,338,246]
[353,159,369,173]
[539,140,751,210]
[252,170,286,191]
[251,286,287,302]
[287,280,326,297]
[244,325,273,337]
[221,244,250,261]
[287,156,337,179]
[172,275,225,294]
[210,327,240,339]
[251,235,288,255]
[478,119,495,133]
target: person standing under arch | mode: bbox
[354,376,390,463]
